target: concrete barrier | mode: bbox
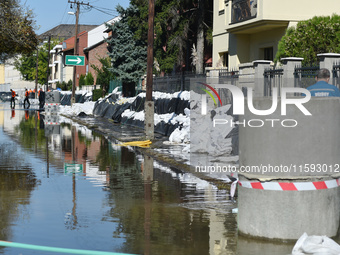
[238,97,340,240]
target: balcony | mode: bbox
[231,0,257,24]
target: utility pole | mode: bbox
[35,48,39,99]
[145,0,155,140]
[69,0,80,105]
[68,1,90,105]
[46,35,51,93]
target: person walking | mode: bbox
[10,89,16,108]
[38,88,45,110]
[24,88,30,108]
[306,68,340,97]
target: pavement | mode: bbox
[63,113,234,191]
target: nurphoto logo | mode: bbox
[199,83,312,128]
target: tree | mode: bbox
[127,0,213,74]
[0,0,38,62]
[14,39,60,85]
[85,72,94,85]
[275,15,340,64]
[67,80,73,91]
[106,8,147,97]
[91,57,115,94]
[79,74,86,87]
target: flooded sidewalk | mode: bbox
[0,104,248,255]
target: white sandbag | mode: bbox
[292,232,340,255]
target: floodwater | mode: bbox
[0,104,295,255]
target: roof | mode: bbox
[61,31,88,52]
[39,24,98,40]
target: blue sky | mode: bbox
[21,0,130,35]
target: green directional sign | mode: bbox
[64,163,83,174]
[65,55,85,66]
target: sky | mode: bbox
[20,0,130,35]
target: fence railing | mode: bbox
[108,54,340,97]
[294,65,319,89]
[153,72,205,93]
[264,68,283,96]
[332,62,340,89]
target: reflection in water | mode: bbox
[0,106,295,254]
[0,130,39,245]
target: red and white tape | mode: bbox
[239,179,340,191]
[45,103,60,106]
[44,122,60,125]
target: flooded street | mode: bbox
[0,104,244,255]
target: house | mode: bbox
[213,0,340,70]
[84,17,120,85]
[49,31,88,89]
[48,18,119,89]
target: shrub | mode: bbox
[92,89,102,101]
[275,15,340,64]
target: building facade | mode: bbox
[84,17,120,85]
[48,18,119,89]
[213,0,340,70]
[49,31,88,89]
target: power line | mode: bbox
[90,5,118,16]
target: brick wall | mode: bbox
[87,41,109,85]
[75,31,88,88]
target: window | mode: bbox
[264,47,273,61]
[218,52,228,67]
[219,0,225,15]
[231,0,257,23]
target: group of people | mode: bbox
[10,88,45,109]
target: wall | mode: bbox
[87,41,108,84]
[0,64,4,84]
[75,32,88,88]
[238,97,340,239]
[262,0,340,21]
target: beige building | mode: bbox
[213,0,340,70]
[49,44,73,88]
[0,64,4,84]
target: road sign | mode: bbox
[64,163,83,174]
[65,55,85,66]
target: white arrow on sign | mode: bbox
[69,57,82,64]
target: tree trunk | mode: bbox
[196,0,205,74]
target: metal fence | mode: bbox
[332,62,340,89]
[264,67,283,96]
[109,79,122,93]
[217,70,239,105]
[294,64,319,89]
[153,72,206,93]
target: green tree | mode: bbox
[85,72,94,85]
[67,79,73,91]
[0,0,38,62]
[275,15,340,64]
[79,74,86,87]
[106,9,147,97]
[14,39,60,85]
[126,0,213,74]
[91,57,115,94]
